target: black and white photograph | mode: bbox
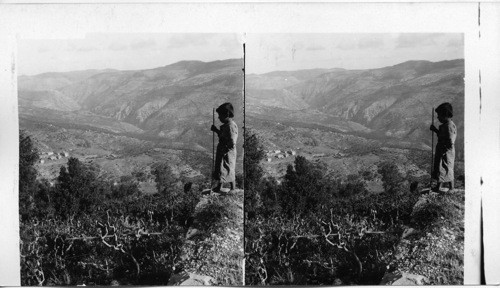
[1,2,500,286]
[244,33,465,285]
[17,33,244,285]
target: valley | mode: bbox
[19,59,244,191]
[247,59,465,190]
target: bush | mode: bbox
[20,208,186,285]
[20,185,199,286]
[152,162,177,195]
[278,156,334,216]
[245,211,399,285]
[19,131,40,220]
[245,154,421,285]
[20,143,201,285]
[53,158,106,218]
[244,130,266,218]
[411,193,458,229]
[377,161,404,194]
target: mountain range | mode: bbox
[247,59,464,156]
[19,59,244,154]
[19,58,464,180]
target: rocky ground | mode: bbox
[169,189,244,285]
[381,189,464,285]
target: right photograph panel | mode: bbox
[244,33,464,285]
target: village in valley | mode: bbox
[264,148,297,162]
[39,150,70,163]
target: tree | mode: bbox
[112,175,140,199]
[54,157,103,217]
[152,163,176,195]
[19,131,40,219]
[377,161,404,194]
[244,130,265,188]
[280,156,332,216]
[243,130,266,218]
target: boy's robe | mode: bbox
[214,119,238,183]
[433,119,457,182]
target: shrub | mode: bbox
[245,156,422,285]
[151,162,177,195]
[53,158,106,218]
[244,130,266,218]
[411,193,457,229]
[377,161,404,194]
[19,131,40,220]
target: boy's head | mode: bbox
[216,102,234,121]
[435,102,453,122]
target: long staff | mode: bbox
[430,107,434,188]
[212,108,215,188]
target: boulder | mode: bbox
[380,271,427,285]
[186,228,201,240]
[402,227,418,239]
[168,271,214,286]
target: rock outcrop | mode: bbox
[170,189,244,286]
[380,189,464,285]
[167,271,214,286]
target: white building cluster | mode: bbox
[265,149,297,162]
[40,151,70,163]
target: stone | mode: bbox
[402,228,418,239]
[168,271,214,286]
[380,271,427,285]
[186,228,201,240]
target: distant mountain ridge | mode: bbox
[247,59,464,155]
[18,59,244,153]
[19,58,464,158]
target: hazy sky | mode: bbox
[246,33,464,74]
[19,33,463,75]
[19,33,243,75]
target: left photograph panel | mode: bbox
[18,33,244,286]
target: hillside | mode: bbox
[18,59,244,185]
[247,59,464,159]
[247,60,464,183]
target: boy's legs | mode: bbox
[433,181,443,192]
[448,180,455,192]
[212,180,222,192]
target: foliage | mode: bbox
[245,212,399,285]
[410,192,461,229]
[243,129,266,218]
[20,202,186,285]
[244,136,457,285]
[235,173,244,189]
[279,156,334,216]
[152,162,177,195]
[111,175,140,199]
[19,134,203,285]
[54,158,106,218]
[19,131,40,220]
[377,161,405,194]
[20,185,199,286]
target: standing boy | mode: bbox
[430,102,457,192]
[211,103,238,193]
